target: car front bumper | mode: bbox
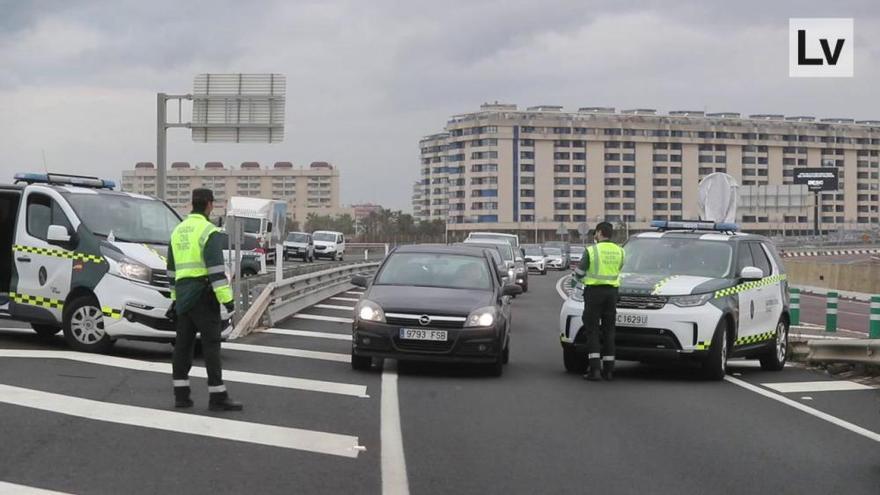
[352,320,503,363]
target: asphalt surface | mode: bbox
[0,272,878,494]
[798,293,871,334]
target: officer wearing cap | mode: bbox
[166,188,242,410]
[573,221,625,381]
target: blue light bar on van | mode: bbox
[651,220,739,232]
[14,173,116,189]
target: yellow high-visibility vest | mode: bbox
[581,242,625,287]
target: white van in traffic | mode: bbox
[312,230,346,260]
[0,173,232,353]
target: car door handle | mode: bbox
[17,256,31,263]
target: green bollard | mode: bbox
[825,291,838,333]
[870,295,880,339]
[790,288,800,326]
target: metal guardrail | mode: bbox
[230,261,380,339]
[806,339,880,366]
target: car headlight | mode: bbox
[465,306,496,328]
[515,266,525,274]
[507,268,514,280]
[669,293,712,308]
[356,299,386,323]
[101,246,152,283]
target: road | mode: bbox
[0,273,878,494]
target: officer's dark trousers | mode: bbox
[172,289,224,389]
[581,285,618,361]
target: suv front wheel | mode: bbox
[701,318,729,380]
[759,318,788,371]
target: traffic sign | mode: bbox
[191,73,286,143]
[577,222,589,236]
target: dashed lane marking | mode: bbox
[223,342,350,363]
[381,361,410,495]
[761,380,875,394]
[0,384,364,457]
[0,350,367,398]
[314,304,356,311]
[293,314,354,324]
[265,328,353,341]
[331,297,360,302]
[0,481,71,494]
[345,291,365,296]
[725,376,880,443]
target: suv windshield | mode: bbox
[376,253,491,290]
[64,193,180,245]
[287,233,309,243]
[465,242,513,262]
[524,246,544,256]
[623,237,733,278]
[313,232,338,242]
[544,247,562,255]
[468,233,517,247]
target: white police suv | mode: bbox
[0,173,232,353]
[559,221,790,380]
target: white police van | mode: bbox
[559,221,790,380]
[0,173,232,353]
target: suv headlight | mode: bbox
[356,299,385,323]
[670,293,713,308]
[515,266,525,274]
[101,246,152,283]
[465,306,496,328]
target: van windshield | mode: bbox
[287,233,309,243]
[313,232,338,242]
[64,193,181,245]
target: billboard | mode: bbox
[793,168,839,191]
[191,73,286,143]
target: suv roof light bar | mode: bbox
[14,172,117,190]
[651,220,739,232]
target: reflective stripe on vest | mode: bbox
[582,242,624,287]
[170,214,217,281]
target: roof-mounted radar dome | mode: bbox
[698,173,739,224]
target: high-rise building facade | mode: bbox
[122,161,342,224]
[415,103,880,236]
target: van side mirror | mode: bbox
[267,222,273,233]
[351,275,369,288]
[740,266,763,281]
[46,225,72,245]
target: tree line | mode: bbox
[294,209,447,243]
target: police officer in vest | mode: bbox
[573,222,625,381]
[166,188,242,410]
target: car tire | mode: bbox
[701,318,730,380]
[243,268,257,278]
[563,345,588,374]
[502,339,510,364]
[351,352,372,371]
[521,283,529,293]
[487,354,504,377]
[31,323,61,337]
[540,269,547,275]
[759,318,789,371]
[63,295,114,353]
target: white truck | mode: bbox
[225,196,287,264]
[0,173,233,353]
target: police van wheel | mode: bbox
[701,319,729,381]
[563,345,588,374]
[759,319,788,371]
[63,296,114,353]
[31,324,61,337]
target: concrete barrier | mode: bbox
[784,259,880,294]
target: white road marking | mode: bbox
[224,342,350,363]
[0,326,37,334]
[381,362,410,495]
[555,274,571,300]
[0,384,363,457]
[331,297,360,302]
[761,380,874,393]
[0,350,366,398]
[0,481,71,494]
[265,328,352,341]
[345,291,365,296]
[725,376,880,443]
[315,304,356,311]
[293,314,354,324]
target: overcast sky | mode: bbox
[1,0,878,210]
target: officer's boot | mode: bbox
[601,359,615,381]
[583,358,602,381]
[209,390,244,411]
[174,386,193,408]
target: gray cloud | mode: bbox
[1,0,878,209]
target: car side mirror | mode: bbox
[740,266,763,281]
[503,284,523,297]
[46,225,72,245]
[351,275,369,288]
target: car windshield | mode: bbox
[375,253,492,290]
[214,233,260,251]
[623,238,733,278]
[544,247,562,255]
[64,193,180,245]
[467,242,513,261]
[287,233,309,242]
[523,246,544,255]
[314,232,338,242]
[569,246,582,253]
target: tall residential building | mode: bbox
[415,103,880,236]
[122,161,342,224]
